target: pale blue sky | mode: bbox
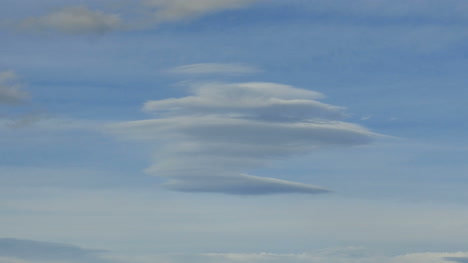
[1,1,468,263]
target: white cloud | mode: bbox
[0,71,29,105]
[20,6,121,34]
[107,76,377,195]
[142,0,263,23]
[167,63,261,75]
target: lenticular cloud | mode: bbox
[110,81,376,195]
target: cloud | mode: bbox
[394,252,468,263]
[20,6,121,34]
[446,257,468,263]
[0,257,29,263]
[142,0,263,23]
[0,71,47,128]
[0,71,29,105]
[0,238,111,263]
[9,0,468,35]
[196,247,378,263]
[12,0,262,33]
[167,63,261,75]
[165,173,329,194]
[3,112,45,129]
[107,70,377,195]
[142,82,344,121]
[124,249,468,263]
[295,0,468,21]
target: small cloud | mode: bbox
[19,6,121,35]
[360,115,372,121]
[0,71,29,105]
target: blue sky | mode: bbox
[1,0,468,262]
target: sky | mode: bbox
[1,0,468,262]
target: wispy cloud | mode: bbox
[167,63,261,75]
[0,71,47,128]
[0,71,29,105]
[19,6,121,35]
[12,0,264,35]
[108,68,377,195]
[142,0,263,23]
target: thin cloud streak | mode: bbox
[167,63,261,75]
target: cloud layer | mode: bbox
[109,74,376,195]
